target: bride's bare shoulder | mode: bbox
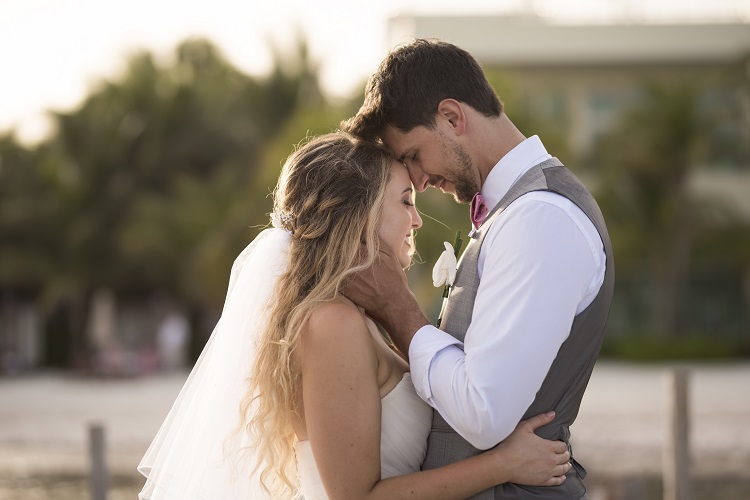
[302,299,373,356]
[306,299,365,335]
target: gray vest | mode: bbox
[422,158,614,499]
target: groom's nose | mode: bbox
[406,163,429,192]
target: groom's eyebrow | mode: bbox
[396,148,413,163]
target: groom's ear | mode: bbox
[437,99,466,136]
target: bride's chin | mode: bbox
[400,253,412,269]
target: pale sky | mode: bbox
[1,0,746,144]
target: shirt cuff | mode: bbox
[408,325,463,401]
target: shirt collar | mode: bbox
[479,135,551,210]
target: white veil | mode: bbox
[138,227,291,499]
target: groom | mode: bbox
[342,39,614,499]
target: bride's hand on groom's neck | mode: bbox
[342,241,429,358]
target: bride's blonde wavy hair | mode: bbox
[240,132,394,498]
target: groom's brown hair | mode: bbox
[342,38,503,141]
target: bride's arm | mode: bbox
[301,302,571,500]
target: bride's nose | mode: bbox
[412,210,423,229]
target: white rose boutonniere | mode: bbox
[434,231,463,327]
[433,242,457,292]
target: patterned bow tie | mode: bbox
[470,193,489,230]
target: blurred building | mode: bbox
[0,291,187,375]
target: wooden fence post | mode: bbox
[89,422,109,500]
[663,368,691,500]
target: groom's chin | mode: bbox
[434,183,470,204]
[453,191,473,205]
[437,187,464,204]
[452,183,476,204]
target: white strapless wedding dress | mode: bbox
[295,372,432,499]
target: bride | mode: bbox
[138,132,571,499]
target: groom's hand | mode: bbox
[342,242,429,358]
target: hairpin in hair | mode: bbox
[271,207,295,232]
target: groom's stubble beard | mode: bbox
[450,142,479,204]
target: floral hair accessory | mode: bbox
[270,207,294,232]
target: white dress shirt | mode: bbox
[409,136,606,450]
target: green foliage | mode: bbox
[600,333,750,361]
[44,42,262,304]
[0,136,62,291]
[0,37,337,316]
